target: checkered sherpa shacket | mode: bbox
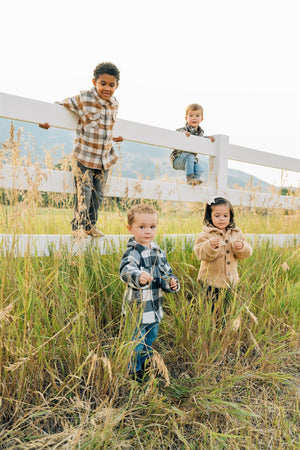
[170,123,205,165]
[57,87,119,170]
[120,237,180,324]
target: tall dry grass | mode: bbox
[0,242,299,448]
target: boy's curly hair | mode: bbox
[93,62,120,82]
[127,204,158,226]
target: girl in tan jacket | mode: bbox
[194,197,252,315]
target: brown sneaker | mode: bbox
[187,176,203,186]
[86,227,105,238]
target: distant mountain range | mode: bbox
[0,118,272,190]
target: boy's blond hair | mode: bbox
[127,204,158,226]
[185,103,204,116]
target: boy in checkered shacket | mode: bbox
[120,204,180,382]
[41,62,123,237]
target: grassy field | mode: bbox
[0,200,299,235]
[0,201,299,449]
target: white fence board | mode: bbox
[1,164,298,208]
[164,233,300,248]
[229,144,300,172]
[220,188,299,209]
[113,118,216,156]
[1,233,299,257]
[0,164,75,193]
[0,234,129,257]
[0,92,78,130]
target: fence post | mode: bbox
[208,134,229,197]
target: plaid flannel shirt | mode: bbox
[170,123,205,164]
[120,237,179,324]
[57,87,119,170]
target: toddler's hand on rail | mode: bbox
[139,271,153,285]
[208,136,215,143]
[113,136,123,142]
[183,131,191,137]
[39,123,50,130]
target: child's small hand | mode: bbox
[39,123,50,130]
[233,240,243,251]
[184,131,191,137]
[113,136,123,142]
[208,136,215,143]
[210,238,220,249]
[169,277,178,290]
[139,271,153,285]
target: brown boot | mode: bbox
[86,227,105,237]
[187,176,203,185]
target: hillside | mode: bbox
[0,118,271,190]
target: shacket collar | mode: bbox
[185,122,204,136]
[127,236,160,252]
[203,225,241,236]
[92,87,119,108]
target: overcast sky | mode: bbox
[1,0,299,186]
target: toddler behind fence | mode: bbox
[170,103,215,185]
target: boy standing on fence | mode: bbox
[170,103,215,185]
[120,204,179,383]
[40,62,123,237]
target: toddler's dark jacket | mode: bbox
[120,237,179,324]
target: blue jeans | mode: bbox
[130,322,159,373]
[71,160,109,231]
[173,152,203,179]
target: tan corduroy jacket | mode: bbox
[194,226,253,288]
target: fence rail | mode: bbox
[1,233,299,257]
[1,163,299,208]
[0,92,299,255]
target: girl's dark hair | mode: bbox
[93,62,120,82]
[204,197,235,228]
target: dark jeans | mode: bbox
[71,160,108,231]
[130,322,159,373]
[204,285,232,318]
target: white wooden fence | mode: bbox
[0,92,299,256]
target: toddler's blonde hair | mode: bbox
[185,103,204,116]
[127,204,158,226]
